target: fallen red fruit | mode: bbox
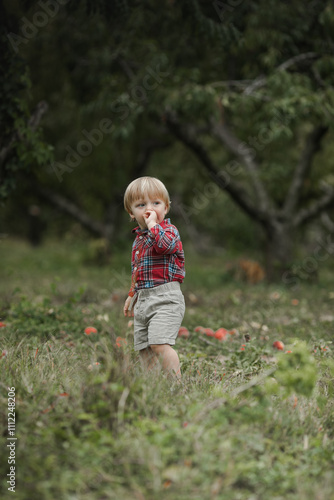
[84,326,97,335]
[0,322,6,328]
[178,327,190,338]
[194,326,206,334]
[204,328,215,337]
[214,328,229,341]
[273,340,284,350]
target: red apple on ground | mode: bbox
[84,326,97,335]
[272,340,284,350]
[194,326,206,334]
[214,328,229,341]
[204,328,215,337]
[178,327,190,338]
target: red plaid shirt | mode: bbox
[128,218,185,296]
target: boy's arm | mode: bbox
[147,223,181,254]
[144,210,181,254]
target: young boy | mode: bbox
[123,176,185,380]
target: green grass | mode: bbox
[0,238,334,500]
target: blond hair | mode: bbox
[124,176,171,214]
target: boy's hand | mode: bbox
[144,210,158,229]
[124,296,135,317]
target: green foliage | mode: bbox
[0,28,53,204]
[275,341,318,397]
[224,341,272,375]
[7,293,88,339]
[1,240,334,498]
[168,83,218,121]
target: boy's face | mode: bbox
[130,196,168,229]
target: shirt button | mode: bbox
[136,250,139,254]
[134,267,137,271]
[139,236,143,239]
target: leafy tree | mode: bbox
[2,0,334,279]
[162,0,334,277]
[0,2,52,204]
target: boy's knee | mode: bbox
[150,344,167,354]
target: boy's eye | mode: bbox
[153,201,161,205]
[136,203,145,207]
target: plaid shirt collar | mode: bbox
[132,218,171,235]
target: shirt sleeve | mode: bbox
[148,224,180,254]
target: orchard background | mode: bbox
[1,1,334,498]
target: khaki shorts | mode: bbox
[133,281,185,351]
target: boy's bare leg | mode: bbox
[149,344,182,381]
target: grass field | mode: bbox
[0,238,334,500]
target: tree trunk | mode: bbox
[264,222,295,282]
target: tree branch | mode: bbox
[283,126,328,215]
[321,212,334,232]
[31,136,173,241]
[209,79,253,89]
[209,118,272,214]
[27,101,49,131]
[30,182,107,238]
[293,185,334,227]
[243,52,319,96]
[164,111,270,226]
